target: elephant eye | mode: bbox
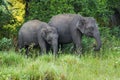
[89,27,94,31]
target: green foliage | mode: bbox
[108,0,120,9]
[110,26,120,37]
[0,0,120,39]
[26,0,112,25]
[0,0,25,38]
[26,0,75,22]
[0,0,14,38]
[0,48,120,80]
[0,37,12,51]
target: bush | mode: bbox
[26,0,112,26]
[110,26,120,37]
[0,0,25,38]
[0,37,13,51]
[26,0,75,22]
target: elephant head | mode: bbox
[41,27,58,54]
[75,15,102,51]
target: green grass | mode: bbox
[0,45,120,80]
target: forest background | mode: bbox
[0,0,120,39]
[0,0,120,80]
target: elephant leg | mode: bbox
[40,43,47,55]
[71,30,82,54]
[25,45,29,56]
[46,43,51,53]
[38,39,47,55]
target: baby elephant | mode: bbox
[18,20,58,56]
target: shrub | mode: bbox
[0,37,13,51]
[0,0,25,38]
[110,26,120,37]
[26,0,112,26]
[26,0,75,22]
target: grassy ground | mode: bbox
[0,44,120,80]
[0,29,120,80]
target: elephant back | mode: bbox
[20,20,42,32]
[48,14,83,28]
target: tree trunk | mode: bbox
[25,0,30,17]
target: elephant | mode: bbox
[48,14,102,53]
[18,20,58,56]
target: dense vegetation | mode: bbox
[0,0,120,39]
[0,0,120,80]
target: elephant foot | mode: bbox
[93,44,101,51]
[75,48,82,55]
[94,48,100,51]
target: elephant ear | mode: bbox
[41,28,48,39]
[76,16,86,33]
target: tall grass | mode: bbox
[0,45,120,80]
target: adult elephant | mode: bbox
[48,14,101,53]
[18,20,58,56]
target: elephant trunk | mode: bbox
[52,39,58,56]
[93,32,102,51]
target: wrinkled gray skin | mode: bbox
[18,20,58,56]
[48,14,101,53]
